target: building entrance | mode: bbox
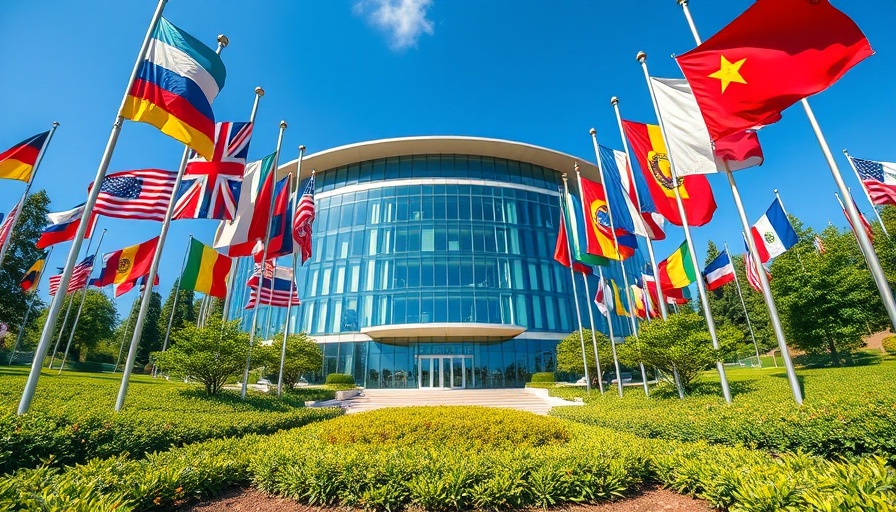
[417,355,473,388]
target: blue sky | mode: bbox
[2,0,895,308]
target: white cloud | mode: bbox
[355,0,434,50]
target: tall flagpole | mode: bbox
[221,87,266,323]
[610,97,669,320]
[560,178,591,393]
[843,149,890,239]
[0,122,60,270]
[242,121,288,399]
[49,232,97,369]
[154,235,193,377]
[725,242,761,367]
[58,229,107,373]
[278,145,305,397]
[115,34,230,412]
[19,0,168,416]
[115,298,137,372]
[9,246,53,365]
[637,51,732,404]
[589,131,651,396]
[579,269,605,394]
[597,267,623,397]
[674,0,802,403]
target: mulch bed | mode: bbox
[179,486,710,512]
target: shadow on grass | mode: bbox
[178,387,307,411]
[792,351,883,369]
[650,378,759,400]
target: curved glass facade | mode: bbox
[228,150,631,388]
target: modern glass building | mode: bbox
[228,137,637,388]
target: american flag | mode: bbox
[292,175,316,263]
[813,235,826,254]
[743,241,770,293]
[849,156,896,207]
[840,196,875,244]
[48,255,94,296]
[173,122,253,220]
[93,169,177,222]
[245,265,299,309]
[252,259,276,279]
[0,205,17,248]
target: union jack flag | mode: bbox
[173,122,253,220]
[292,175,316,263]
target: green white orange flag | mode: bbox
[676,0,872,141]
[180,238,232,298]
[657,241,697,292]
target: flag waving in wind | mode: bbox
[92,237,159,296]
[122,17,226,160]
[37,204,97,249]
[21,255,47,293]
[848,155,896,207]
[702,250,736,291]
[92,169,178,222]
[293,175,316,264]
[750,198,798,263]
[743,238,770,293]
[173,121,253,220]
[49,256,94,296]
[214,153,277,257]
[602,146,666,241]
[0,131,50,182]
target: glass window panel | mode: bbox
[349,263,360,293]
[435,228,447,251]
[531,296,544,329]
[339,202,354,227]
[359,161,373,183]
[335,266,346,294]
[435,295,449,322]
[498,259,510,289]
[392,297,406,324]
[369,202,381,224]
[316,301,329,333]
[488,296,501,323]
[458,195,471,219]
[541,263,553,292]
[421,260,434,287]
[501,295,513,324]
[484,227,497,252]
[353,201,368,226]
[482,198,495,221]
[420,295,434,323]
[366,229,378,256]
[331,300,343,333]
[337,232,350,259]
[327,208,340,231]
[512,260,524,290]
[408,226,421,252]
[460,228,473,251]
[377,296,390,325]
[433,196,447,220]
[321,267,332,295]
[475,297,489,323]
[394,229,408,253]
[493,198,505,223]
[460,262,474,287]
[393,260,407,288]
[309,269,319,298]
[422,229,435,251]
[471,196,483,220]
[462,297,475,322]
[361,295,374,327]
[528,263,539,291]
[351,230,364,257]
[342,298,358,331]
[406,296,420,323]
[407,260,420,287]
[508,228,521,254]
[545,296,557,330]
[399,156,413,178]
[447,263,461,287]
[303,301,314,333]
[558,297,570,331]
[384,158,400,180]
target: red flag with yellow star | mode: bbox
[676,0,872,142]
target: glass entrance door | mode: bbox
[418,356,473,388]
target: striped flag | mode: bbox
[593,273,610,317]
[743,239,770,293]
[813,235,826,254]
[0,131,50,182]
[92,169,178,222]
[49,255,95,296]
[292,175,316,263]
[0,205,17,249]
[245,265,299,309]
[37,204,97,249]
[849,155,896,206]
[92,237,159,296]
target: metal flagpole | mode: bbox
[0,122,60,271]
[278,145,305,397]
[19,0,168,416]
[588,131,649,396]
[115,298,137,372]
[580,270,605,394]
[637,51,732,404]
[154,235,193,377]
[58,229,107,373]
[675,0,801,403]
[10,246,53,365]
[611,97,669,321]
[843,150,890,239]
[725,242,761,368]
[49,232,97,369]
[221,87,266,323]
[116,33,230,412]
[242,121,288,399]
[597,267,623,397]
[559,179,591,393]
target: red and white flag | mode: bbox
[292,175,316,263]
[743,239,770,293]
[48,255,94,296]
[91,169,177,222]
[0,205,17,248]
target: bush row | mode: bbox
[550,362,896,463]
[0,372,342,474]
[529,372,554,383]
[1,413,894,511]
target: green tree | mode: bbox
[27,289,117,362]
[154,319,249,395]
[157,284,195,345]
[256,332,323,389]
[771,222,886,366]
[555,329,615,379]
[0,190,50,336]
[620,311,742,390]
[119,290,162,365]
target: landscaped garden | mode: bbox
[0,355,894,510]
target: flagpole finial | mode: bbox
[217,35,229,48]
[255,87,265,96]
[610,97,618,106]
[636,51,646,63]
[589,128,596,136]
[280,120,287,129]
[52,121,60,128]
[299,145,306,152]
[774,188,779,194]
[677,0,688,6]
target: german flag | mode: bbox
[0,131,50,182]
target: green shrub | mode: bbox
[529,372,555,383]
[324,373,355,385]
[882,335,896,355]
[0,369,342,474]
[550,362,896,464]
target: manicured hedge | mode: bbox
[550,362,896,463]
[882,335,896,354]
[0,370,342,474]
[2,408,894,511]
[529,372,555,383]
[324,373,355,385]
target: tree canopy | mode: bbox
[154,319,249,395]
[256,332,323,390]
[157,284,195,345]
[556,329,615,380]
[0,190,50,337]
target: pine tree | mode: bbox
[157,283,195,347]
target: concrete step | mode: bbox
[323,388,583,415]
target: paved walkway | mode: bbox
[313,387,584,415]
